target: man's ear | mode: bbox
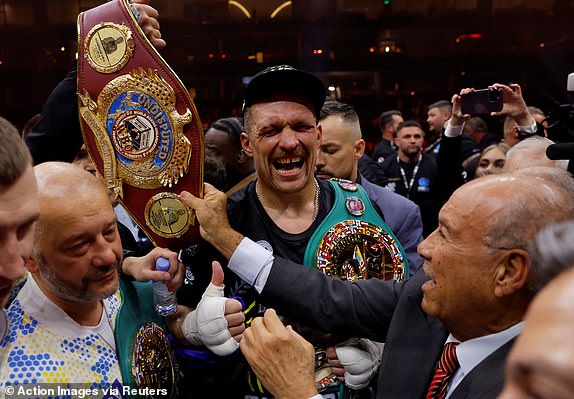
[26,254,40,273]
[240,132,253,157]
[355,139,366,159]
[493,249,531,298]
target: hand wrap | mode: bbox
[181,282,240,356]
[335,338,384,389]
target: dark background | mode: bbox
[1,0,573,146]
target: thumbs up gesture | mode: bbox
[181,261,245,356]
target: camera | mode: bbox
[544,72,574,174]
[540,73,574,144]
[460,88,503,115]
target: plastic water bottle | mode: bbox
[153,257,177,316]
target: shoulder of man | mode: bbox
[362,176,420,223]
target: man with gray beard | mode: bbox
[0,162,183,394]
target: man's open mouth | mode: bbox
[273,156,304,174]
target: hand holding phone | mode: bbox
[460,88,503,115]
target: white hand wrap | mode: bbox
[181,282,240,356]
[335,339,384,390]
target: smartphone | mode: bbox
[460,88,503,115]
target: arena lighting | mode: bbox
[271,1,292,18]
[455,33,483,43]
[228,1,251,19]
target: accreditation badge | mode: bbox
[77,0,203,249]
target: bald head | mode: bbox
[33,162,113,240]
[35,162,109,201]
[478,171,574,238]
[504,136,567,172]
[461,171,574,295]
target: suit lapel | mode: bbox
[449,338,516,399]
[377,276,449,399]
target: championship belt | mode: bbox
[304,179,409,395]
[304,178,409,282]
[77,0,203,249]
[116,277,178,399]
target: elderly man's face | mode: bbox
[499,271,574,399]
[243,97,321,195]
[33,185,122,303]
[0,166,39,307]
[417,179,508,340]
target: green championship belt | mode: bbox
[304,178,409,282]
[77,0,203,249]
[115,277,178,398]
[304,179,409,396]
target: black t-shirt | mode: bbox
[176,179,341,398]
[177,179,336,305]
[227,179,334,265]
[379,154,439,236]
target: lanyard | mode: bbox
[397,154,422,198]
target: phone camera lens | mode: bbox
[488,88,501,102]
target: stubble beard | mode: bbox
[36,252,119,303]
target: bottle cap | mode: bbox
[155,257,170,272]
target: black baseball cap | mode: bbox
[242,65,327,119]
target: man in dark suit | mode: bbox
[180,167,574,399]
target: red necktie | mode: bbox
[425,342,460,399]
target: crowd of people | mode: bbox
[1,1,574,399]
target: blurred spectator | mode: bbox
[0,115,38,311]
[203,150,228,191]
[528,105,547,127]
[474,143,511,178]
[504,136,568,172]
[424,100,452,157]
[372,110,402,163]
[464,116,500,151]
[379,120,439,237]
[205,117,254,192]
[500,219,574,399]
[445,83,541,182]
[502,115,521,147]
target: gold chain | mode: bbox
[256,178,320,221]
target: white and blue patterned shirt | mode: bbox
[0,275,123,397]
